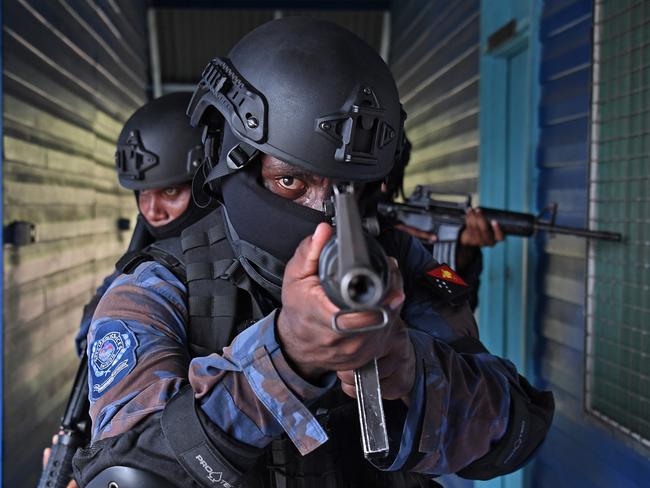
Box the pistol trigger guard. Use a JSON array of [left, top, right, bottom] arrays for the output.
[[331, 307, 389, 334]]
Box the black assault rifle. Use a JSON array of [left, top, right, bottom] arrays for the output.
[[37, 353, 90, 488], [378, 185, 622, 242], [318, 183, 391, 459], [37, 216, 152, 488]]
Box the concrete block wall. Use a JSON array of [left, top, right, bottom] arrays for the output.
[[2, 1, 148, 485]]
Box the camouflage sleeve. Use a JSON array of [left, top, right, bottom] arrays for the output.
[[388, 327, 514, 475], [189, 313, 336, 455], [87, 261, 334, 457], [76, 270, 120, 357], [371, 235, 515, 475], [87, 262, 190, 441]]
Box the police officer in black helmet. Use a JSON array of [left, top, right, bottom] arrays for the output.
[[381, 138, 505, 312], [74, 19, 553, 488], [116, 92, 213, 241], [75, 92, 214, 353], [42, 92, 215, 488]]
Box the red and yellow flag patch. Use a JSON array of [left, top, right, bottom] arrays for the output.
[[426, 264, 468, 287]]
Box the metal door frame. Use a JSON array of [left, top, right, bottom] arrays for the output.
[[1, 0, 5, 479]]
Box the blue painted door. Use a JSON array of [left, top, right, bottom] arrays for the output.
[[478, 1, 541, 487], [480, 46, 530, 373]]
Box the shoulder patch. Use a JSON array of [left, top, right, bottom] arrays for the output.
[[422, 262, 472, 306], [89, 321, 138, 401]]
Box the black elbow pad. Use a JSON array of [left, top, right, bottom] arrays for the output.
[[457, 374, 555, 480], [161, 385, 262, 487]]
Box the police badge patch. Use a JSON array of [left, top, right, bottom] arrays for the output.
[[89, 321, 138, 401]]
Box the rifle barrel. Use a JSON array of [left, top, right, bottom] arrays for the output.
[[534, 222, 622, 242]]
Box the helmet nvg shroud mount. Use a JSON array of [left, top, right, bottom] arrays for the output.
[[188, 17, 405, 184], [116, 92, 205, 190]]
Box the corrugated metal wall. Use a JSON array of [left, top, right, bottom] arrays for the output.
[[155, 9, 275, 84], [533, 0, 650, 486], [2, 1, 148, 485], [390, 0, 480, 198], [533, 0, 593, 483], [154, 8, 384, 87]]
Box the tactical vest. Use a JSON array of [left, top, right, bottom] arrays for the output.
[[119, 206, 440, 488]]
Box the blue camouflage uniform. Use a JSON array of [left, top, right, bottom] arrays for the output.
[[75, 271, 120, 357], [75, 232, 523, 485]]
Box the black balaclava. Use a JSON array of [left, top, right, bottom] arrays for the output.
[[137, 190, 213, 240], [220, 162, 327, 265]]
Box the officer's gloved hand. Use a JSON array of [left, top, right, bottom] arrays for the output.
[[277, 223, 416, 403]]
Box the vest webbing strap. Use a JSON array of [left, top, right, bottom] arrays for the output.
[[115, 251, 149, 275], [189, 318, 237, 355], [234, 239, 285, 282], [189, 295, 238, 318], [181, 225, 226, 252], [186, 259, 238, 281], [237, 257, 282, 300], [147, 247, 186, 282], [115, 248, 186, 283]]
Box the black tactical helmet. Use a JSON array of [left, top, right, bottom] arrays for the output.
[[188, 17, 404, 184], [116, 92, 205, 190]]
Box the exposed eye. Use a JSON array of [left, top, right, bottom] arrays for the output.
[[276, 175, 306, 192], [278, 176, 300, 190], [266, 175, 307, 200], [163, 186, 180, 197]]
